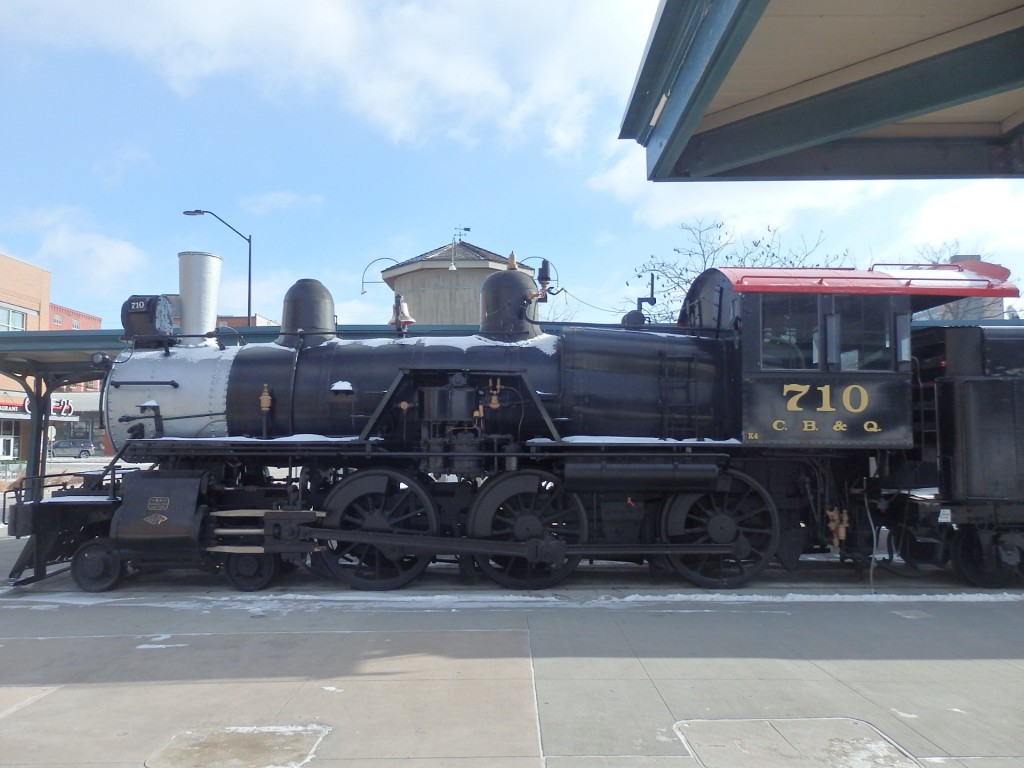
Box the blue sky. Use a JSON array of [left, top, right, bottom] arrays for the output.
[[2, 0, 1023, 328]]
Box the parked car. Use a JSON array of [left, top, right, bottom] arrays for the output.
[[50, 439, 97, 458]]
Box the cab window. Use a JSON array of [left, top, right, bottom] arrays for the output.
[[761, 294, 818, 370], [834, 295, 892, 371]]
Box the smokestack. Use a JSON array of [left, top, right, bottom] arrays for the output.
[[177, 251, 222, 344]]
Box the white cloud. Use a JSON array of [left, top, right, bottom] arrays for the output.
[[0, 207, 155, 325], [38, 225, 146, 276], [239, 191, 325, 216], [588, 145, 1024, 288], [334, 296, 391, 326], [26, 214, 150, 323], [0, 0, 658, 154], [900, 180, 1024, 256], [590, 142, 896, 235], [92, 144, 153, 186]]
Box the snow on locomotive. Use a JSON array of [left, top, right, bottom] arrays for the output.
[[10, 252, 1024, 592]]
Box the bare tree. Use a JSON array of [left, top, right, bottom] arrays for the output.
[[626, 220, 849, 323], [914, 241, 963, 265], [910, 241, 1006, 321]]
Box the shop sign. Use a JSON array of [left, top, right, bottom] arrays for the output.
[[0, 397, 75, 417]]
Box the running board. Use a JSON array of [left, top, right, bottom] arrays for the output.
[[293, 526, 735, 565]]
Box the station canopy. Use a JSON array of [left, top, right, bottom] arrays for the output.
[[0, 330, 126, 387], [620, 0, 1024, 181]]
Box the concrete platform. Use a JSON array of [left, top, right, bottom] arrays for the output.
[[1, 534, 1023, 767]]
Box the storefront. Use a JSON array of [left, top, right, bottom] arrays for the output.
[[0, 391, 101, 460]]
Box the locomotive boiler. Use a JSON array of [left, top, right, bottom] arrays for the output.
[[9, 252, 1024, 592]]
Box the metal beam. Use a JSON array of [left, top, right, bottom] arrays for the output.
[[703, 132, 1024, 180], [670, 27, 1024, 179]]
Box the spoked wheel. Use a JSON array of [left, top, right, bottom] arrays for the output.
[[310, 469, 439, 590], [950, 527, 1017, 588], [468, 470, 587, 590], [223, 552, 279, 591], [661, 469, 779, 588], [71, 538, 125, 592]]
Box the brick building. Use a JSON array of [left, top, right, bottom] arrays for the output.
[[0, 252, 102, 460], [49, 303, 103, 394]]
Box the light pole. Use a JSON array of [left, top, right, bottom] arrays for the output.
[[183, 209, 252, 326]]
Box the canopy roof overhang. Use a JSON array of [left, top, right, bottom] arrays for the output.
[[0, 330, 127, 387], [620, 0, 1024, 181]]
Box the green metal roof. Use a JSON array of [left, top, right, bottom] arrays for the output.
[[621, 0, 1024, 181], [0, 330, 127, 384]]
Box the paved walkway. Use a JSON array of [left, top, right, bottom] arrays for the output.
[[1, 535, 1023, 767]]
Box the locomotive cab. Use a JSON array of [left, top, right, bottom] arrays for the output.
[[684, 267, 915, 450]]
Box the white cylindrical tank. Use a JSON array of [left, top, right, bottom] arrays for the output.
[[105, 344, 242, 448], [178, 251, 222, 343]]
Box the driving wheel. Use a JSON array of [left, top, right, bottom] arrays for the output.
[[468, 469, 586, 590], [310, 469, 439, 590], [661, 469, 779, 588]]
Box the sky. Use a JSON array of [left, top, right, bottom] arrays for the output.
[[2, 0, 1023, 329]]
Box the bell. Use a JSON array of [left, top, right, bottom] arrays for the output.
[[388, 294, 416, 326]]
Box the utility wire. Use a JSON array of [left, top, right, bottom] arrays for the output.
[[558, 288, 622, 316]]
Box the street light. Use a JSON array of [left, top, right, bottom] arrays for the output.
[[360, 257, 399, 294], [183, 209, 252, 326]]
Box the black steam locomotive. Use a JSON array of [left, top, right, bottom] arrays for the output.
[[9, 256, 1024, 592]]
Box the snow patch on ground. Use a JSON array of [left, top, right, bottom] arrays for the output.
[[5, 589, 1017, 618]]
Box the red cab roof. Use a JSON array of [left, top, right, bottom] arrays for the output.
[[713, 260, 1018, 299]]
